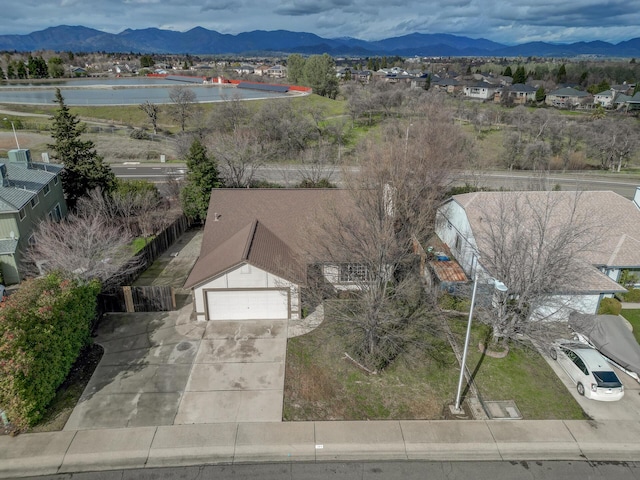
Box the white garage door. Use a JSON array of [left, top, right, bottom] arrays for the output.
[[206, 289, 289, 320]]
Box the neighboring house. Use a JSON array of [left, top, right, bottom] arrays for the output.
[[184, 189, 362, 322], [0, 149, 66, 284], [234, 64, 255, 75], [594, 89, 615, 108], [431, 77, 461, 94], [266, 65, 287, 78], [254, 65, 270, 76], [462, 82, 499, 100], [545, 87, 591, 108], [501, 83, 537, 104], [435, 189, 640, 320]]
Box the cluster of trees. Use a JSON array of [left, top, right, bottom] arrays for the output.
[[26, 89, 171, 290], [0, 55, 68, 80], [286, 53, 339, 98], [500, 105, 639, 172]]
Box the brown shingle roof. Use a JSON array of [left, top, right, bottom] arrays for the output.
[[184, 189, 353, 288]]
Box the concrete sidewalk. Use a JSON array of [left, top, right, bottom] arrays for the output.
[[2, 419, 640, 478]]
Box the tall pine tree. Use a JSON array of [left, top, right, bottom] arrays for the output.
[[48, 89, 115, 209], [180, 139, 221, 223]]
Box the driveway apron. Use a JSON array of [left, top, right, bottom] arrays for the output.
[[174, 319, 288, 424]]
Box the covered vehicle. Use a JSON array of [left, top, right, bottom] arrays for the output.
[[569, 312, 640, 382]]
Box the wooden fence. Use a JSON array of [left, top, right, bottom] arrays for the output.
[[97, 214, 190, 313], [122, 286, 175, 312]]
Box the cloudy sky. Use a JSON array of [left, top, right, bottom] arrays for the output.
[[4, 0, 640, 45]]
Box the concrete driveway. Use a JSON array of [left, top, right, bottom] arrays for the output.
[[65, 303, 288, 430], [545, 351, 640, 420]]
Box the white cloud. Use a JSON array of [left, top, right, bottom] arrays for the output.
[[0, 0, 638, 44]]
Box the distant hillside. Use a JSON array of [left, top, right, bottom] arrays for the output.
[[1, 25, 639, 57]]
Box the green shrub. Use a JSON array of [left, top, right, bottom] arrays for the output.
[[622, 288, 640, 303], [598, 297, 622, 315], [129, 128, 150, 140], [0, 273, 101, 429]]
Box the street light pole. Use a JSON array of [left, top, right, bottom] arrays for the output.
[[454, 270, 479, 412], [3, 118, 20, 149]]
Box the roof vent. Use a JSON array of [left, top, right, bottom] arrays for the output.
[[0, 163, 9, 187]]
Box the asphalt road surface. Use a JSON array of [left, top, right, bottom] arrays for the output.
[[19, 460, 640, 479], [112, 163, 640, 200]]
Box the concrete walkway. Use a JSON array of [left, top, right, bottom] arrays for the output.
[[3, 419, 640, 477]]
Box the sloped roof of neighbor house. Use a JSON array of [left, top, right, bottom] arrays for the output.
[[184, 189, 353, 289], [448, 190, 640, 293]]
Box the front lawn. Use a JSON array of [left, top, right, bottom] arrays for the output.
[[621, 310, 640, 344], [284, 314, 459, 421], [284, 308, 587, 421], [448, 317, 586, 420]]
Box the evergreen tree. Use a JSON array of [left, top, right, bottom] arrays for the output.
[[48, 89, 115, 209], [6, 63, 15, 79], [535, 86, 546, 103], [286, 54, 305, 84], [512, 65, 526, 84], [302, 53, 339, 99], [556, 64, 567, 84], [15, 61, 27, 79], [180, 139, 221, 223], [503, 66, 513, 77]]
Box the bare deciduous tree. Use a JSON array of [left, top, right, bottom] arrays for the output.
[[585, 118, 638, 172], [169, 85, 197, 132], [25, 198, 140, 290], [297, 140, 336, 187], [139, 101, 160, 135], [307, 103, 472, 370], [208, 92, 250, 133], [475, 192, 604, 347], [207, 128, 266, 188]]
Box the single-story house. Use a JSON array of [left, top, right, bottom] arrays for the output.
[[185, 189, 361, 322], [545, 87, 591, 108], [435, 189, 640, 320]]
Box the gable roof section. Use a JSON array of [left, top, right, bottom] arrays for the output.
[[548, 87, 589, 97], [185, 189, 353, 288], [452, 190, 640, 269]]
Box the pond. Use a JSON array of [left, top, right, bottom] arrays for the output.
[[0, 77, 293, 106]]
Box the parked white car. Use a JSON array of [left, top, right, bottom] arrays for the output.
[[549, 341, 624, 401]]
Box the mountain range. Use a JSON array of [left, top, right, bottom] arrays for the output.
[[1, 25, 639, 58]]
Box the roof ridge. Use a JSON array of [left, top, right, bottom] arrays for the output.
[[242, 219, 259, 261]]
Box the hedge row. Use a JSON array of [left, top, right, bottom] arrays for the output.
[[0, 273, 101, 429]]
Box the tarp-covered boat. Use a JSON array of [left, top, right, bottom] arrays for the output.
[[569, 312, 640, 382]]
